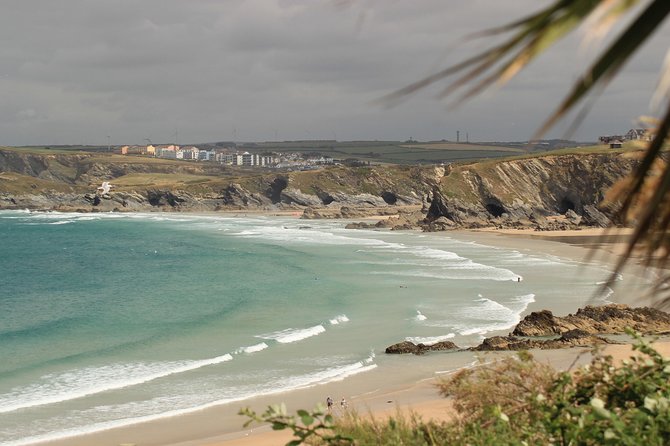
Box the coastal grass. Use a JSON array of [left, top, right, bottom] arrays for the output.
[[111, 173, 218, 189], [246, 140, 529, 165], [0, 172, 77, 194], [399, 143, 524, 153]]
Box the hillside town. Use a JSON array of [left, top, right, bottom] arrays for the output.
[[118, 144, 335, 169]]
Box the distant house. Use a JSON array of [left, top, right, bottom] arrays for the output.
[[625, 128, 648, 141], [198, 150, 214, 161], [599, 135, 624, 145], [600, 128, 650, 145], [120, 145, 144, 155], [155, 145, 180, 159], [610, 140, 623, 149], [181, 146, 200, 160]]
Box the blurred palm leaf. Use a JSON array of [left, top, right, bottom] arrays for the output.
[[386, 0, 670, 302]]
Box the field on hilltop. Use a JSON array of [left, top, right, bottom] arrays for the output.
[[236, 140, 536, 165]]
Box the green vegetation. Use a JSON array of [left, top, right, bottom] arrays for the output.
[[110, 173, 217, 189], [241, 334, 670, 445]]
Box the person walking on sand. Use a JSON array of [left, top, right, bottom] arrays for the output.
[[340, 397, 347, 410], [326, 396, 333, 411]]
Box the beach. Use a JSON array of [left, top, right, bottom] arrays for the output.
[[15, 219, 659, 446]]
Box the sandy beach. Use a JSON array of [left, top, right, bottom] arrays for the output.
[[35, 224, 664, 446]]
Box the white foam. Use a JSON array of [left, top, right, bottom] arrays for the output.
[[370, 265, 518, 281], [258, 325, 326, 344], [599, 287, 615, 304], [0, 354, 233, 414], [456, 294, 535, 336], [0, 355, 378, 446], [329, 314, 350, 325], [406, 333, 455, 345], [596, 273, 624, 285], [235, 343, 269, 354], [233, 224, 385, 247], [415, 310, 427, 321]]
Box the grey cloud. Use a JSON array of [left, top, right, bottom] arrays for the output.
[[0, 0, 667, 145]]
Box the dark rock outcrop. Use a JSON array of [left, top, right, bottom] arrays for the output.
[[147, 190, 188, 208], [219, 183, 269, 208], [581, 204, 612, 228], [512, 304, 670, 337], [385, 340, 459, 355], [385, 304, 670, 355], [280, 188, 323, 207], [470, 329, 615, 351]]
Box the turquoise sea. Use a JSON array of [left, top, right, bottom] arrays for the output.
[[0, 210, 647, 445]]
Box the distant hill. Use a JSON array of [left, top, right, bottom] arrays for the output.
[[198, 139, 593, 165], [0, 143, 640, 230]]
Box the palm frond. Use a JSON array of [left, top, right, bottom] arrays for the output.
[[385, 0, 670, 303], [379, 0, 604, 106], [535, 0, 670, 138]]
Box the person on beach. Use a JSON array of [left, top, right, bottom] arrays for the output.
[[326, 396, 333, 411], [341, 397, 347, 409]]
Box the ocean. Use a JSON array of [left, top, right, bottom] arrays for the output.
[[0, 210, 644, 445]]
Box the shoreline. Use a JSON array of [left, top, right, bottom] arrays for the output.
[[27, 218, 660, 446]]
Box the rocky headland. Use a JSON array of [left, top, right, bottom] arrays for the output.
[[385, 304, 670, 354], [0, 147, 643, 232]]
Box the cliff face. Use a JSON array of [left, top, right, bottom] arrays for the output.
[[0, 149, 434, 214], [425, 151, 639, 229], [0, 148, 640, 226]]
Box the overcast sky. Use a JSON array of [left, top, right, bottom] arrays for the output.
[[1, 0, 668, 146]]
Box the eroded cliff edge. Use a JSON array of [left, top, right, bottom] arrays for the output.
[[0, 148, 641, 229]]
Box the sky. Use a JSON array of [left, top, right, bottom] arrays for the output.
[[1, 0, 668, 146]]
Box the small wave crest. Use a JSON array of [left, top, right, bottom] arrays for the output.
[[329, 314, 349, 325], [599, 287, 615, 303], [405, 333, 455, 345], [234, 225, 385, 247], [235, 343, 269, 354], [415, 310, 427, 321], [283, 353, 378, 389], [0, 354, 233, 414], [457, 294, 535, 336], [258, 325, 326, 344]]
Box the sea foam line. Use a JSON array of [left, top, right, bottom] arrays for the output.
[[0, 356, 378, 446], [456, 294, 535, 336], [257, 325, 326, 343], [234, 343, 269, 354], [329, 314, 349, 325], [0, 354, 233, 414], [405, 333, 456, 345]]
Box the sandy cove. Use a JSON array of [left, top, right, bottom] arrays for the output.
[[40, 225, 665, 446]]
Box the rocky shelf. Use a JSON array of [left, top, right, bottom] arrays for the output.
[[385, 304, 670, 354]]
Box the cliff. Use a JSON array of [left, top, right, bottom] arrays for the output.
[[0, 147, 642, 227], [385, 304, 670, 354], [423, 150, 641, 230]]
